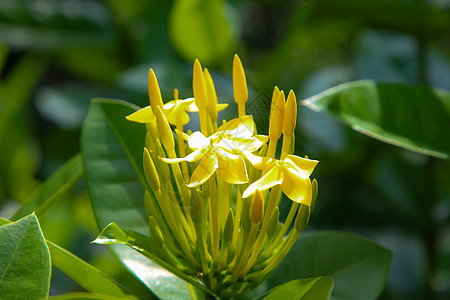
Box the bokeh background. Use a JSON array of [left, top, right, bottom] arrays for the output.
[[1, 0, 450, 299]]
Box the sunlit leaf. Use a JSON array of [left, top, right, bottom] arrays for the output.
[[0, 213, 51, 299], [263, 277, 334, 300], [303, 80, 450, 159]]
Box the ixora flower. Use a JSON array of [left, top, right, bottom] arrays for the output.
[[97, 54, 319, 298]]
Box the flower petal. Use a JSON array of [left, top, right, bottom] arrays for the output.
[[159, 147, 207, 164], [217, 116, 255, 139], [284, 155, 318, 178], [242, 165, 283, 198], [188, 131, 209, 149], [125, 106, 156, 123], [281, 167, 312, 205], [166, 110, 190, 125], [216, 148, 248, 184], [240, 150, 273, 169], [187, 154, 218, 187]]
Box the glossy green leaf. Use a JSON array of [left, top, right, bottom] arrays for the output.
[[267, 231, 392, 300], [263, 277, 334, 300], [302, 80, 450, 159], [0, 216, 131, 297], [48, 241, 131, 297], [12, 153, 83, 220], [169, 0, 234, 64], [81, 99, 193, 299], [0, 213, 51, 299], [93, 222, 214, 297], [50, 292, 136, 300]]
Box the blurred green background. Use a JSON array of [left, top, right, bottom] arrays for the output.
[[0, 0, 449, 299]]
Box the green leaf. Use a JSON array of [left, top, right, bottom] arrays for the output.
[[0, 216, 131, 297], [263, 277, 334, 300], [48, 241, 131, 297], [49, 292, 136, 300], [81, 99, 193, 299], [93, 222, 215, 297], [169, 0, 234, 64], [302, 80, 450, 159], [0, 213, 51, 300], [12, 153, 83, 220], [268, 231, 392, 300]]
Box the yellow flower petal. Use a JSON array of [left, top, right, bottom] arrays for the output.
[[242, 165, 283, 198], [187, 154, 219, 187], [125, 106, 156, 124], [281, 169, 312, 205], [188, 131, 209, 149], [218, 116, 255, 139], [159, 147, 208, 164], [240, 150, 273, 169], [216, 148, 248, 184], [285, 155, 318, 178]]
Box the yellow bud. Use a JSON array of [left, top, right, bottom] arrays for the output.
[[148, 69, 164, 114], [143, 148, 160, 191], [294, 204, 310, 232], [173, 88, 179, 100], [155, 106, 174, 151], [204, 68, 218, 121], [250, 190, 264, 224], [148, 216, 164, 247], [283, 90, 297, 136], [268, 90, 285, 141], [270, 86, 280, 118], [233, 54, 248, 105], [193, 59, 207, 110], [155, 140, 171, 181]]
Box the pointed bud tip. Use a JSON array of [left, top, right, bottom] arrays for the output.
[[250, 190, 264, 224]]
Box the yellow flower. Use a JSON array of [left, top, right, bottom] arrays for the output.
[[125, 97, 198, 125], [161, 116, 266, 187], [242, 154, 318, 206]]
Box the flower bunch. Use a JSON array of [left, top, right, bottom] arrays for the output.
[[126, 55, 318, 297]]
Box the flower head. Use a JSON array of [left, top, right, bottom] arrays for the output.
[[123, 54, 319, 298]]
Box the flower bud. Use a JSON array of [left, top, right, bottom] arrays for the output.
[[268, 91, 285, 141], [250, 190, 264, 224], [148, 69, 164, 114], [233, 54, 248, 106], [193, 59, 208, 110], [283, 90, 297, 136], [143, 148, 160, 191], [294, 204, 310, 233], [204, 68, 218, 121], [223, 209, 235, 245], [155, 106, 174, 151]]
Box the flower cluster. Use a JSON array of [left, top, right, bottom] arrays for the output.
[[126, 55, 318, 297]]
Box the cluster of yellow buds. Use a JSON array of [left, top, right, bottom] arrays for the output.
[[126, 55, 318, 297]]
